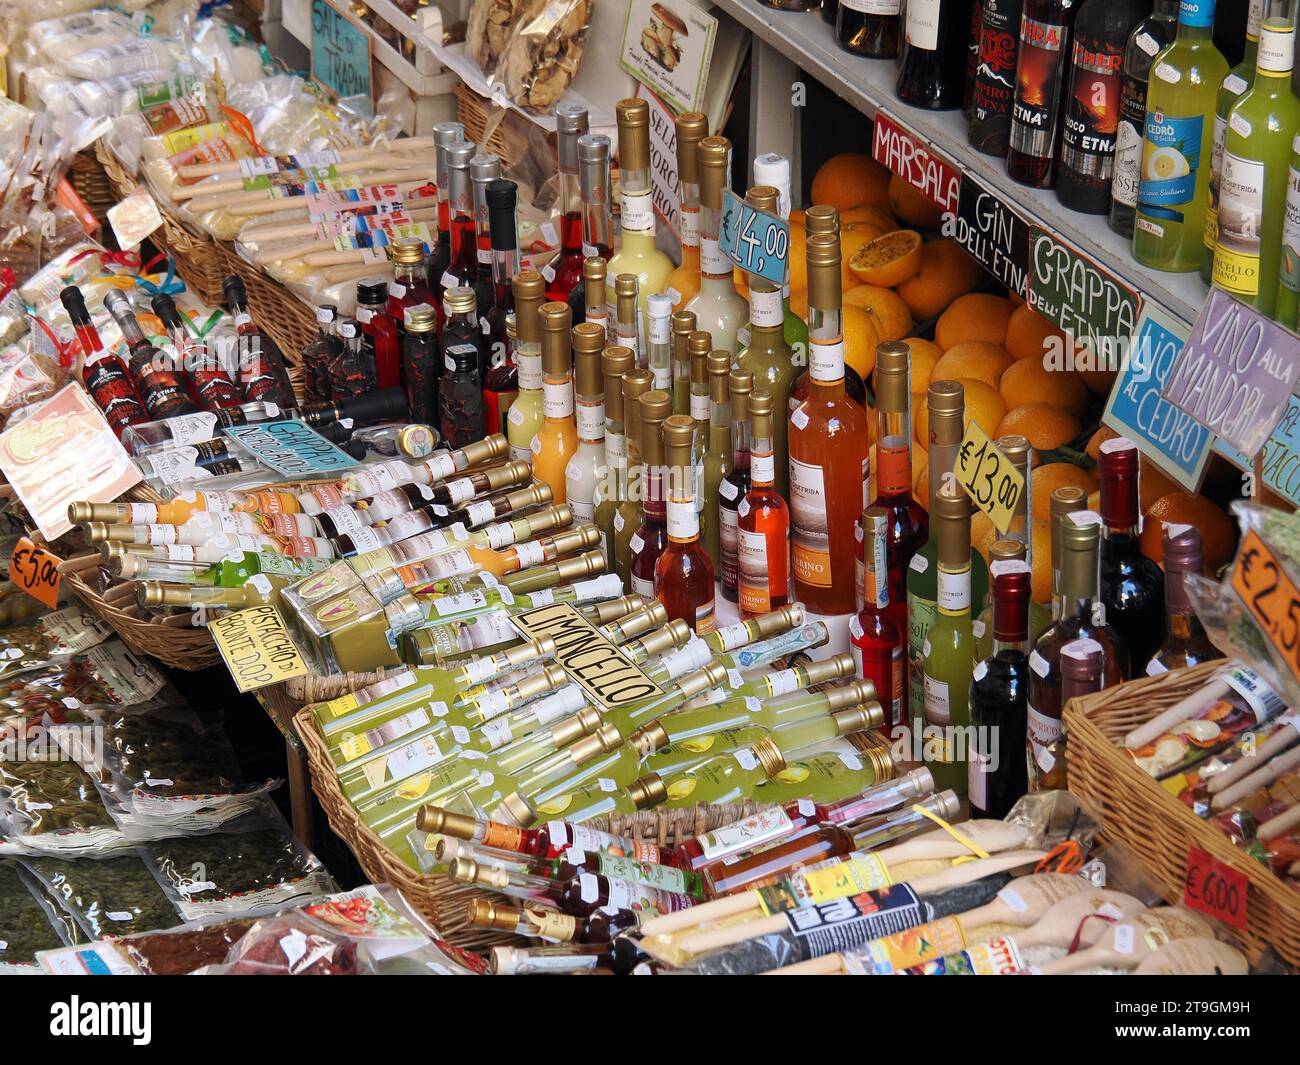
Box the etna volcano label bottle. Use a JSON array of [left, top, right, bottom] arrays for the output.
[[1008, 0, 1077, 187], [969, 0, 1024, 157]]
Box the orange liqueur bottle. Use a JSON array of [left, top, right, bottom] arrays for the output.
[[532, 302, 579, 503], [738, 389, 790, 619], [788, 231, 871, 615], [656, 414, 716, 633]]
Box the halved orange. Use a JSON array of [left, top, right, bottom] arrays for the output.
[[848, 228, 923, 288]]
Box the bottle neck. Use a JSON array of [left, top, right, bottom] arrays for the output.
[[993, 634, 1030, 657], [667, 465, 699, 544], [543, 370, 574, 425], [576, 392, 604, 444], [709, 398, 731, 454], [730, 410, 750, 465], [874, 405, 912, 505], [641, 462, 666, 522], [806, 306, 845, 395], [751, 432, 775, 489]]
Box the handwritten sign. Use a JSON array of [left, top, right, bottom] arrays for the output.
[[872, 111, 961, 214], [1231, 527, 1300, 687], [719, 189, 789, 286], [954, 422, 1025, 534], [221, 419, 358, 477], [209, 604, 309, 693], [954, 174, 1029, 298], [1214, 394, 1300, 507], [1183, 846, 1249, 932], [9, 537, 62, 608], [310, 0, 373, 106], [1161, 287, 1300, 459], [1103, 303, 1213, 491]]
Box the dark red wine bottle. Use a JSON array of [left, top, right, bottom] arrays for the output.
[[103, 289, 199, 420], [60, 286, 149, 437], [223, 276, 295, 409], [896, 0, 974, 110], [968, 0, 1024, 156], [1007, 0, 1078, 187], [836, 0, 902, 57], [962, 1, 987, 119]]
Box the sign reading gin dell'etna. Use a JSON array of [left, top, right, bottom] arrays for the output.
[[508, 602, 662, 708]]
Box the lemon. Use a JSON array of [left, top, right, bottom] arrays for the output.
[[1146, 146, 1189, 181]]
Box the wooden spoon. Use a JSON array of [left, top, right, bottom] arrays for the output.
[[1010, 890, 1147, 950], [1039, 907, 1214, 975], [175, 138, 436, 180], [1134, 937, 1249, 975]]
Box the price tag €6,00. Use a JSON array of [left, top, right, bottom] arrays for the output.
[[719, 189, 789, 287], [953, 422, 1025, 534]]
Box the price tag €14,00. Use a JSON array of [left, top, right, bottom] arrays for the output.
[[718, 189, 789, 287], [953, 422, 1025, 534]]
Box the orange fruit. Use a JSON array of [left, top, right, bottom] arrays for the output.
[[1140, 493, 1235, 573], [1077, 366, 1117, 397], [1084, 424, 1121, 464], [787, 225, 808, 293], [934, 293, 1017, 350], [975, 519, 1002, 567], [848, 229, 923, 287], [790, 288, 809, 323], [840, 228, 881, 292], [850, 285, 912, 342], [1030, 462, 1098, 522], [971, 512, 995, 563], [811, 153, 891, 211], [916, 378, 1006, 442], [914, 456, 928, 505], [888, 173, 945, 229], [932, 341, 1014, 390], [1005, 302, 1068, 362], [995, 403, 1082, 452], [789, 208, 806, 227], [843, 306, 881, 379], [901, 339, 942, 393], [895, 239, 984, 321], [843, 205, 900, 231], [998, 357, 1088, 416], [1139, 458, 1182, 513], [1030, 520, 1053, 604]]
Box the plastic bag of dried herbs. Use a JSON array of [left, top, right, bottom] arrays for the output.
[[0, 606, 113, 681], [0, 859, 79, 969], [119, 917, 258, 976], [0, 754, 128, 856], [19, 852, 181, 940], [0, 642, 180, 719]]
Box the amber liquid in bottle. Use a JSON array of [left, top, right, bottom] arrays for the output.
[[718, 370, 753, 603], [655, 414, 717, 633], [630, 390, 673, 601], [737, 390, 790, 619], [1146, 525, 1223, 675]]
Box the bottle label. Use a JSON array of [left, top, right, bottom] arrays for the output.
[[739, 527, 780, 615], [751, 451, 776, 485], [698, 808, 795, 862], [1010, 15, 1070, 161], [907, 591, 936, 721], [719, 505, 739, 587], [782, 886, 921, 949], [789, 457, 831, 589], [164, 411, 219, 445], [875, 441, 910, 497], [749, 288, 784, 328], [680, 205, 701, 247], [621, 189, 655, 234], [1178, 0, 1214, 29], [576, 400, 604, 441], [1112, 74, 1148, 209], [517, 352, 543, 391], [632, 574, 655, 598], [968, 748, 991, 809], [923, 671, 951, 730], [1060, 37, 1123, 188], [690, 393, 711, 421], [936, 566, 971, 613], [843, 0, 900, 11], [667, 499, 698, 540], [1212, 151, 1265, 297], [543, 381, 574, 419], [1027, 701, 1061, 768], [904, 0, 941, 51], [1258, 25, 1294, 75], [701, 236, 729, 276], [970, 0, 1019, 151], [1138, 111, 1204, 217], [1282, 163, 1300, 295], [809, 337, 845, 384]]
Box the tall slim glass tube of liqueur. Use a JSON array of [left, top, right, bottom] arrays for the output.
[[671, 309, 696, 416], [1133, 0, 1228, 271], [577, 256, 609, 346], [61, 286, 148, 437], [969, 559, 1032, 818], [837, 0, 902, 57], [1007, 0, 1078, 187], [665, 112, 709, 313], [221, 276, 295, 409], [595, 346, 633, 567], [1056, 0, 1148, 213], [390, 238, 441, 342], [737, 390, 790, 620], [483, 180, 520, 434], [425, 121, 465, 299], [701, 351, 733, 575], [103, 290, 199, 420], [614, 274, 642, 365], [630, 390, 673, 600], [686, 137, 749, 357], [150, 292, 242, 413], [1027, 515, 1124, 786], [532, 303, 579, 504], [789, 233, 870, 617], [566, 133, 614, 326], [356, 280, 401, 393], [565, 324, 605, 524], [1097, 436, 1162, 670], [546, 105, 590, 303], [1108, 0, 1179, 237], [969, 0, 1024, 156], [1204, 0, 1265, 283], [607, 99, 673, 331], [439, 142, 481, 303], [506, 271, 547, 464], [718, 368, 753, 602], [469, 153, 502, 320], [645, 293, 674, 394], [1146, 526, 1224, 674], [615, 368, 653, 589], [897, 0, 974, 109], [657, 414, 716, 632], [851, 507, 904, 730], [737, 182, 797, 500], [688, 331, 712, 517]]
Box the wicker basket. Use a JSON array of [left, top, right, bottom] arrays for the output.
[[454, 83, 534, 171], [1065, 661, 1300, 970], [68, 149, 117, 230]]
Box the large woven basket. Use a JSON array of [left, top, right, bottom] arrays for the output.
[[217, 243, 316, 376], [68, 149, 117, 230], [454, 83, 533, 171], [1065, 661, 1300, 970]]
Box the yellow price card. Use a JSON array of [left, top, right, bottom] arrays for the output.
[[954, 422, 1025, 534], [209, 604, 309, 693]]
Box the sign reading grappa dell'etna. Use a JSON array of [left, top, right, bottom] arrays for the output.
[[1102, 302, 1213, 492], [1028, 224, 1142, 362], [954, 173, 1030, 299], [1213, 395, 1300, 508], [310, 0, 374, 108], [221, 419, 359, 477], [871, 111, 961, 214], [1161, 287, 1300, 459], [720, 189, 789, 287]]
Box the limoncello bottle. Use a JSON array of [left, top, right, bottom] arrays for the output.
[[1277, 135, 1300, 327]]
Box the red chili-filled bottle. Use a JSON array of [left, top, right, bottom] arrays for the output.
[[437, 142, 481, 303], [547, 105, 590, 302], [150, 292, 243, 412], [60, 286, 149, 437], [356, 279, 401, 391], [222, 276, 295, 409], [103, 289, 199, 420]]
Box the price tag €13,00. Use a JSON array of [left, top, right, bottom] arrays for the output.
[[953, 422, 1025, 535]]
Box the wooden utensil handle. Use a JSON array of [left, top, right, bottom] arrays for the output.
[[1124, 680, 1229, 750]]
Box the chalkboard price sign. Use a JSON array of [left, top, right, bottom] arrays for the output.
[[311, 0, 374, 105]]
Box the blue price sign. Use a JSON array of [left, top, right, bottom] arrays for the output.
[[719, 189, 789, 287], [221, 420, 359, 477], [311, 0, 374, 106]]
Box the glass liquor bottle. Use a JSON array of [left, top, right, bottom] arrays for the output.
[[441, 287, 487, 391], [1212, 13, 1300, 316], [1007, 0, 1078, 187], [1044, 637, 1106, 789], [150, 292, 243, 413], [532, 303, 579, 504], [548, 104, 590, 303], [1056, 0, 1147, 213], [389, 239, 441, 342], [630, 390, 673, 601], [470, 152, 502, 319], [615, 369, 654, 589], [614, 274, 642, 365], [737, 182, 797, 499], [664, 111, 709, 313], [438, 341, 485, 449], [897, 0, 974, 109], [969, 559, 1032, 818], [969, 0, 1024, 156], [671, 309, 697, 416], [506, 271, 547, 464], [751, 156, 809, 362], [482, 183, 520, 430], [565, 324, 606, 524], [718, 369, 753, 603], [701, 351, 733, 575], [595, 346, 634, 567], [1048, 484, 1088, 615], [424, 121, 465, 304], [1027, 515, 1125, 784], [851, 507, 905, 731], [356, 280, 401, 393], [1097, 437, 1162, 671], [1108, 0, 1178, 237], [420, 806, 670, 866], [606, 99, 673, 329], [102, 289, 199, 420], [1133, 0, 1229, 271], [401, 305, 439, 425], [737, 389, 790, 619], [837, 0, 902, 56], [568, 133, 615, 325], [685, 136, 748, 356], [656, 414, 716, 632], [1145, 525, 1224, 674], [646, 292, 674, 393], [438, 142, 481, 303], [688, 330, 712, 519], [789, 232, 871, 616], [577, 256, 609, 344], [1204, 0, 1265, 283], [331, 317, 378, 399], [61, 286, 149, 437]]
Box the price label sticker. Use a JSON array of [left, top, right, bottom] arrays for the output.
[[718, 189, 789, 286], [1231, 527, 1300, 685], [953, 422, 1024, 534], [209, 604, 309, 693], [9, 537, 61, 608], [1183, 845, 1248, 931]]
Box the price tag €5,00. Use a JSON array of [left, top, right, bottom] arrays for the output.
[[953, 422, 1025, 534]]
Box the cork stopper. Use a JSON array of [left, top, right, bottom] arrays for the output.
[[697, 136, 730, 210], [615, 274, 639, 299], [628, 774, 668, 809], [512, 271, 546, 343], [640, 390, 673, 463], [746, 184, 779, 214], [414, 805, 477, 837], [833, 702, 885, 734], [552, 549, 606, 581], [708, 351, 731, 402], [616, 98, 650, 171], [539, 302, 573, 376], [675, 112, 708, 184], [602, 346, 634, 418], [875, 341, 910, 412]]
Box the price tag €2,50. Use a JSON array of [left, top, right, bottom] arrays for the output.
[[954, 422, 1025, 534], [1231, 526, 1300, 687]]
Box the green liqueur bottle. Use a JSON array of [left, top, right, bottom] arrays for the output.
[[1278, 133, 1300, 326]]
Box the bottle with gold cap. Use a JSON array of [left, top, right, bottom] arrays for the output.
[[506, 271, 547, 463], [737, 184, 797, 499], [655, 413, 716, 632], [138, 572, 293, 612], [564, 323, 606, 523], [614, 368, 653, 587], [575, 254, 610, 345], [737, 388, 790, 618], [687, 330, 712, 515], [851, 506, 905, 730], [407, 525, 602, 602], [613, 274, 642, 363], [401, 304, 440, 425], [1048, 484, 1088, 617], [788, 230, 871, 616], [530, 302, 578, 503], [645, 292, 674, 391], [548, 104, 590, 302], [664, 111, 709, 312], [670, 309, 696, 415], [921, 481, 976, 795], [701, 352, 732, 573], [685, 136, 749, 356], [718, 368, 753, 603], [750, 153, 809, 362], [607, 99, 674, 327], [388, 237, 441, 341], [594, 346, 633, 566], [629, 390, 674, 600]]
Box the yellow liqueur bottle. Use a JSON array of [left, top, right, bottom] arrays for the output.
[[607, 99, 673, 331], [664, 111, 709, 313], [685, 136, 749, 357], [506, 271, 547, 462]]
